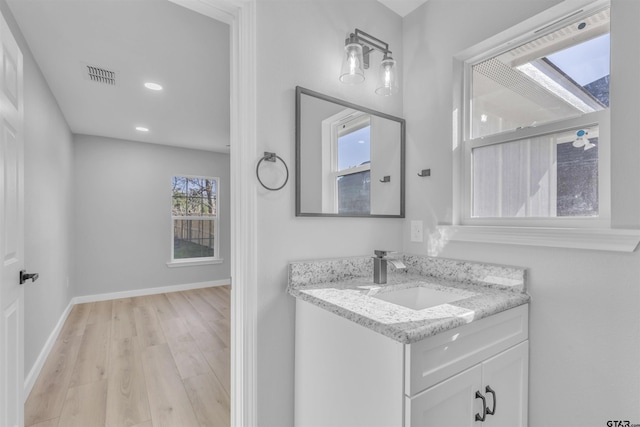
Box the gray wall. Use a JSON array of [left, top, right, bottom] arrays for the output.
[[0, 0, 76, 381], [73, 135, 230, 297], [403, 0, 640, 425], [255, 1, 403, 425]]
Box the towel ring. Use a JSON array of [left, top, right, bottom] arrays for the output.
[[256, 152, 289, 191]]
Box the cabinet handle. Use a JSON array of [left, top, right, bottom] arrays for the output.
[[475, 391, 487, 422], [485, 385, 497, 416]]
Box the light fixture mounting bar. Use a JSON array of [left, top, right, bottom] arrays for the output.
[[346, 28, 393, 69]]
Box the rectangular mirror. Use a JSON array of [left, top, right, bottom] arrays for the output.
[[295, 86, 405, 217]]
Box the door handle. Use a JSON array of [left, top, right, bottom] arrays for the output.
[[19, 270, 39, 285], [475, 390, 487, 422], [485, 385, 497, 416]]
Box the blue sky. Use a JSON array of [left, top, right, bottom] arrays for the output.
[[338, 126, 371, 171], [547, 33, 610, 86]]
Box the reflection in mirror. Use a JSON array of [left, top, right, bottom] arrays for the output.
[[295, 86, 405, 217]]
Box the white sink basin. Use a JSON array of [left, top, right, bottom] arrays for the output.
[[373, 286, 465, 310]]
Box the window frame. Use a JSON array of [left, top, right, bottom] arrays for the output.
[[459, 0, 611, 229], [169, 175, 222, 267]]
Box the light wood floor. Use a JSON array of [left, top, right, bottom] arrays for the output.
[[25, 286, 231, 427]]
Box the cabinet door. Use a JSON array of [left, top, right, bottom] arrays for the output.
[[407, 364, 483, 427], [295, 300, 404, 427], [482, 341, 529, 427]]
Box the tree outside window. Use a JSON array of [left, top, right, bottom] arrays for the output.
[[171, 176, 219, 261]]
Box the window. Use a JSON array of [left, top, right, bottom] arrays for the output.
[[336, 114, 371, 214], [171, 176, 219, 263], [463, 3, 610, 225], [322, 110, 372, 214], [472, 126, 599, 218]]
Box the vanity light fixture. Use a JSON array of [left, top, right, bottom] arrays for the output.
[[135, 126, 149, 132], [339, 29, 399, 96]]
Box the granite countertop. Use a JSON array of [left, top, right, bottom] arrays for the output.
[[288, 255, 530, 344]]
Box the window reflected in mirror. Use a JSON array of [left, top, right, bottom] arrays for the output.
[[296, 86, 405, 217]]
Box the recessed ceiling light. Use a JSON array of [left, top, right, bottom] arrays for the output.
[[136, 126, 149, 132], [144, 82, 163, 91]]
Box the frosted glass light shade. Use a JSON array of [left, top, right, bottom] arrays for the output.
[[375, 57, 398, 96], [340, 43, 365, 84]]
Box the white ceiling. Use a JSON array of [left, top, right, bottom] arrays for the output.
[[7, 0, 230, 153], [377, 0, 428, 17]]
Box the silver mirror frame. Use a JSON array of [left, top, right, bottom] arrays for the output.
[[295, 86, 405, 218]]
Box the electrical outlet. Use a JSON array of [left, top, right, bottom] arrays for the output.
[[410, 220, 423, 242]]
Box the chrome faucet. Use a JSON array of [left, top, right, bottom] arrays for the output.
[[373, 250, 407, 284]]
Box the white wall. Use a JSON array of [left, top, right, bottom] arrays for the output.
[[73, 135, 230, 297], [298, 93, 343, 213], [403, 0, 640, 425], [255, 1, 403, 425], [0, 0, 76, 381], [370, 115, 401, 215]]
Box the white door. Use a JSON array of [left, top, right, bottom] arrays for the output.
[[407, 364, 482, 427], [0, 8, 24, 427], [482, 341, 529, 427]]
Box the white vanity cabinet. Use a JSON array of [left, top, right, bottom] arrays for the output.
[[294, 299, 528, 427], [407, 341, 528, 427]]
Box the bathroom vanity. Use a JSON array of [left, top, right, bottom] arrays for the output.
[[288, 255, 530, 427]]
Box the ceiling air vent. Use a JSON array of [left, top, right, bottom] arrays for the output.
[[86, 65, 116, 85]]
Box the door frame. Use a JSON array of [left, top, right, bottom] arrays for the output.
[[167, 0, 257, 425]]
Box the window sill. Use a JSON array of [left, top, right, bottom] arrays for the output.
[[437, 226, 640, 252], [166, 258, 224, 268]]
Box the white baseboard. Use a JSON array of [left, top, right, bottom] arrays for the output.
[[73, 279, 231, 304], [23, 278, 230, 401], [24, 298, 74, 400]]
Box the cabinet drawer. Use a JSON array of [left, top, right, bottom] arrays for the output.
[[405, 304, 528, 396]]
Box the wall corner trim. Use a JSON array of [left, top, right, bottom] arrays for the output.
[[167, 1, 258, 425]]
